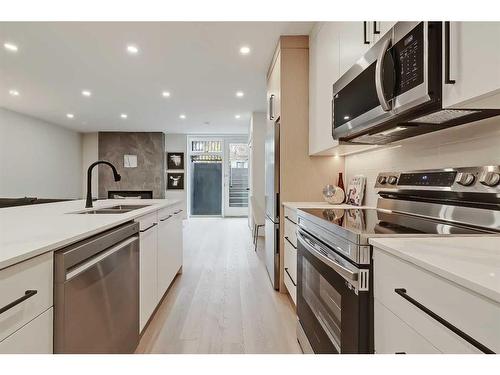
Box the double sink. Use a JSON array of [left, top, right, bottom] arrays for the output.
[[76, 204, 151, 214]]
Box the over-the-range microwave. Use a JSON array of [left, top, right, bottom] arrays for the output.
[[331, 21, 500, 144]]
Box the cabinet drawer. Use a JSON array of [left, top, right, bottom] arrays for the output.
[[0, 252, 53, 341], [0, 307, 53, 354], [136, 212, 158, 231], [374, 299, 439, 354], [374, 249, 499, 353], [284, 207, 297, 225], [284, 240, 297, 305], [284, 217, 297, 248]]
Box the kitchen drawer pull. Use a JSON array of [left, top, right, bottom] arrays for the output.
[[373, 21, 380, 35], [284, 215, 296, 225], [284, 267, 296, 287], [160, 215, 172, 222], [284, 236, 297, 249], [363, 21, 370, 44], [173, 209, 183, 215], [444, 21, 456, 84], [140, 222, 157, 233], [0, 290, 38, 315], [394, 288, 494, 354]]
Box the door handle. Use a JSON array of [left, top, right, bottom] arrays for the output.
[[394, 288, 494, 354], [0, 290, 38, 315], [444, 21, 456, 84], [375, 37, 392, 111]]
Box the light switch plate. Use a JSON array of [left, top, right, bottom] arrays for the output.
[[124, 154, 137, 168]]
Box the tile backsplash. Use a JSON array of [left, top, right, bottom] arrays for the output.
[[345, 117, 500, 207]]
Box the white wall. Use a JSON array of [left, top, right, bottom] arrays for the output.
[[165, 133, 188, 216], [248, 112, 266, 230], [0, 108, 82, 199], [81, 132, 99, 199], [345, 117, 500, 207]]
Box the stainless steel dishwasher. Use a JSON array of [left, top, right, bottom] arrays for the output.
[[54, 221, 140, 353]]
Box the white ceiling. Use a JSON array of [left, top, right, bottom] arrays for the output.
[[0, 22, 314, 134]]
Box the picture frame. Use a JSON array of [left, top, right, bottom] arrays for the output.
[[167, 152, 184, 170], [167, 172, 184, 190]]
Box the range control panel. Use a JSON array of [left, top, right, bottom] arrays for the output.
[[374, 166, 500, 192]]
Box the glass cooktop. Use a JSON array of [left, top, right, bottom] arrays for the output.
[[298, 207, 487, 244]]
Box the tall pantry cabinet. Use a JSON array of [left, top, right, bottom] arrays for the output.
[[266, 36, 344, 292]]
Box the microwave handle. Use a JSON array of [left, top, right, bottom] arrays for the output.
[[375, 37, 392, 112], [444, 21, 456, 85]]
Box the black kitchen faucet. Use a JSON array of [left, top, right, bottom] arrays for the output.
[[85, 160, 121, 208]]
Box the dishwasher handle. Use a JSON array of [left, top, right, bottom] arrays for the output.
[[65, 236, 138, 280]]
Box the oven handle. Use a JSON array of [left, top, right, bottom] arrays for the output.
[[375, 37, 392, 112], [297, 231, 358, 282]]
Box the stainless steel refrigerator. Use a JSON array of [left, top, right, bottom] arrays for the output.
[[264, 119, 280, 290]]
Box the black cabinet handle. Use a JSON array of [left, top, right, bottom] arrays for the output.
[[363, 22, 370, 44], [284, 236, 297, 249], [373, 21, 380, 35], [284, 215, 297, 225], [395, 352, 406, 354], [140, 222, 157, 233], [444, 21, 456, 84], [173, 209, 183, 215], [159, 215, 172, 222], [284, 267, 297, 287], [394, 288, 494, 354], [0, 290, 38, 315]]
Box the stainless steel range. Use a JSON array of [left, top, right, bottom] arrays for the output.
[[296, 165, 500, 354]]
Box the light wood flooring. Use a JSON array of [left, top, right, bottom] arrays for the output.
[[136, 217, 301, 354]]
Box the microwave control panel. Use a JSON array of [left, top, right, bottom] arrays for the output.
[[393, 22, 424, 96]]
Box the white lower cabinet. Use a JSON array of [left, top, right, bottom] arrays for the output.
[[374, 299, 440, 354], [0, 308, 53, 354], [283, 207, 298, 305], [138, 204, 184, 332], [157, 205, 183, 301], [373, 248, 499, 353], [138, 212, 159, 332]]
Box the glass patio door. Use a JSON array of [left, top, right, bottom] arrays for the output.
[[224, 139, 249, 217]]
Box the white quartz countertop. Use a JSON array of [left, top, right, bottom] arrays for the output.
[[370, 237, 500, 303], [0, 199, 180, 270], [282, 201, 372, 210]]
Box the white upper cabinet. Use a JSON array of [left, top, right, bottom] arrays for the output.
[[338, 22, 373, 76], [443, 22, 500, 109], [309, 22, 378, 156], [309, 23, 341, 155]]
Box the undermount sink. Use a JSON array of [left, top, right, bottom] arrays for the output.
[[73, 204, 151, 214]]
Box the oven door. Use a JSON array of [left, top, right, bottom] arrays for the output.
[[332, 22, 433, 141], [296, 229, 369, 354]]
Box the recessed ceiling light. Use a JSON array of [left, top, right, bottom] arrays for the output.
[[236, 91, 244, 98], [162, 91, 171, 98], [120, 113, 128, 119], [4, 42, 18, 52], [126, 45, 139, 54], [81, 90, 92, 97], [239, 46, 250, 55], [66, 113, 74, 119], [9, 89, 19, 96], [179, 114, 186, 119], [235, 114, 241, 119]]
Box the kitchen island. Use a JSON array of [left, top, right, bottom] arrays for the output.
[[0, 199, 183, 353]]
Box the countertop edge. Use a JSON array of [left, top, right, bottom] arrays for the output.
[[0, 199, 181, 270]]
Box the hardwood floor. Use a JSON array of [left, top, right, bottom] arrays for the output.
[[136, 217, 301, 354]]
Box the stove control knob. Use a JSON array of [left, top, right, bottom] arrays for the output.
[[387, 176, 398, 185], [480, 172, 500, 187], [456, 172, 476, 186], [377, 176, 387, 185]]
